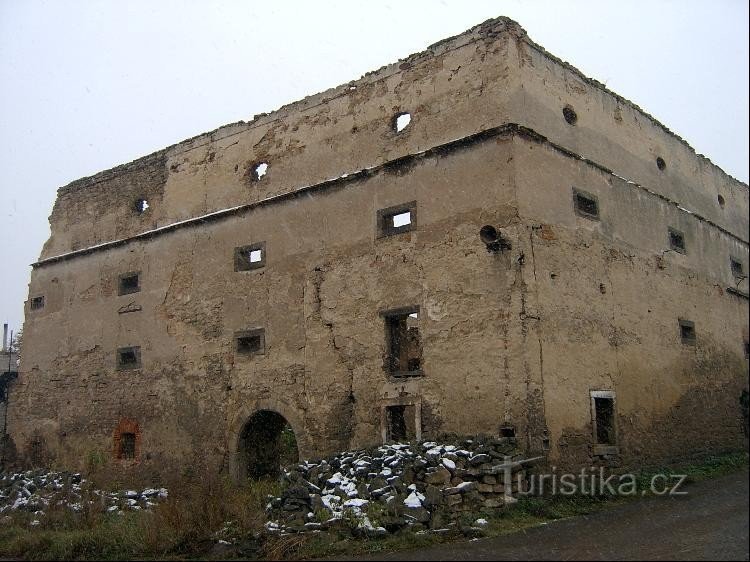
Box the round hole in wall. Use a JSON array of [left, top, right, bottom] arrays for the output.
[[134, 199, 149, 213], [562, 105, 577, 125], [251, 162, 268, 181], [718, 194, 726, 208], [656, 156, 666, 171], [393, 112, 412, 133]]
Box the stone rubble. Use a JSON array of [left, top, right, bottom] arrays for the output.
[[266, 436, 531, 535], [0, 469, 168, 525]]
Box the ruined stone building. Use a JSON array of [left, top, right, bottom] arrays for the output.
[[6, 18, 748, 479]]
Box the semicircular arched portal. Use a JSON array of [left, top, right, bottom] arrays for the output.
[[237, 410, 299, 480]]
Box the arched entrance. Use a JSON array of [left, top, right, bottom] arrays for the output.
[[238, 410, 299, 479]]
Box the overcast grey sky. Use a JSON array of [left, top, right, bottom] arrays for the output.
[[1, 0, 748, 335]]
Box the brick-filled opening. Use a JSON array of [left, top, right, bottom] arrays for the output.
[[235, 328, 265, 356], [117, 346, 141, 370], [679, 319, 696, 345], [377, 201, 417, 237], [30, 296, 45, 310], [386, 405, 417, 442], [563, 105, 578, 125], [382, 307, 422, 376], [235, 242, 266, 271], [669, 227, 686, 253], [573, 188, 599, 220], [118, 272, 140, 295]]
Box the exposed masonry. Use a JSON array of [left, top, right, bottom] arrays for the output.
[[33, 123, 749, 268]]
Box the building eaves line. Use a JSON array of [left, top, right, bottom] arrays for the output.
[[34, 123, 748, 268]]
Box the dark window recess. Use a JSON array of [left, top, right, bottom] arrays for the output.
[[499, 424, 516, 439], [378, 202, 417, 237], [117, 346, 141, 370], [573, 189, 599, 220], [731, 258, 744, 277], [118, 272, 140, 295], [120, 433, 136, 460], [656, 157, 666, 171], [235, 243, 266, 271], [594, 397, 616, 445], [679, 320, 696, 345], [236, 329, 265, 356], [30, 296, 45, 310], [383, 308, 422, 376], [386, 405, 417, 442], [563, 105, 578, 125], [669, 228, 686, 253]]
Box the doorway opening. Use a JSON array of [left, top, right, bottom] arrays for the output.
[[238, 410, 298, 479]]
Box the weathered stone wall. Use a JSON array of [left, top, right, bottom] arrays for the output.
[[515, 133, 748, 467], [7, 17, 748, 479]]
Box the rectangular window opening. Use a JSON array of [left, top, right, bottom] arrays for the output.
[[386, 405, 417, 442], [235, 242, 266, 271], [378, 201, 417, 237], [30, 296, 45, 310], [120, 433, 136, 460], [679, 319, 696, 345], [382, 307, 422, 376], [573, 189, 600, 220], [117, 346, 141, 370], [668, 228, 686, 253], [118, 272, 140, 295], [235, 328, 265, 356], [594, 397, 616, 445]]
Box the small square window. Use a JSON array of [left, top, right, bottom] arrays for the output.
[[668, 228, 686, 254], [235, 242, 266, 271], [117, 346, 141, 370], [573, 188, 600, 220], [679, 319, 696, 345], [377, 202, 417, 237], [235, 328, 265, 356], [30, 296, 45, 310], [118, 272, 140, 295], [730, 258, 744, 277]]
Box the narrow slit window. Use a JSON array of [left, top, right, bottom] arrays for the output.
[[118, 272, 140, 295], [669, 228, 686, 253], [235, 242, 266, 271], [235, 329, 265, 356], [573, 189, 599, 220], [679, 319, 696, 345], [377, 202, 417, 237], [382, 307, 422, 376], [117, 346, 141, 370], [30, 296, 45, 310]]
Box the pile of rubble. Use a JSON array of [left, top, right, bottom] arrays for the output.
[[266, 436, 533, 535], [0, 469, 168, 525]]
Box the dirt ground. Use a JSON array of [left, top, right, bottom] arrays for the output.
[[358, 468, 749, 561]]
